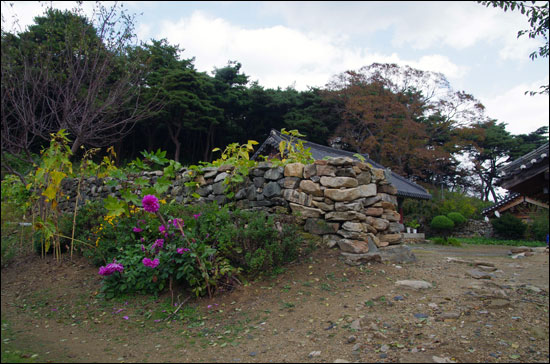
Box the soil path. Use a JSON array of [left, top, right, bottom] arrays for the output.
[[1, 244, 548, 363]]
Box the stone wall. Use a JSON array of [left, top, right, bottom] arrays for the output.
[[452, 219, 493, 238], [58, 157, 405, 255]]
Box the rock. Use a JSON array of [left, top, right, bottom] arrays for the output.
[[214, 172, 229, 183], [350, 319, 362, 331], [325, 211, 367, 221], [510, 246, 533, 254], [299, 180, 323, 197], [324, 184, 376, 202], [341, 252, 382, 266], [337, 229, 369, 241], [283, 189, 312, 206], [217, 164, 235, 173], [334, 360, 351, 363], [379, 233, 402, 245], [304, 218, 339, 235], [311, 200, 334, 211], [280, 177, 300, 189], [338, 240, 370, 254], [316, 164, 337, 176], [395, 280, 432, 290], [432, 356, 456, 363], [347, 335, 357, 344], [378, 184, 397, 194], [263, 181, 281, 197], [289, 203, 323, 218], [334, 201, 363, 212], [476, 265, 498, 272], [264, 167, 284, 180], [303, 164, 317, 179], [342, 221, 367, 232], [323, 235, 340, 249], [326, 157, 354, 166], [436, 311, 461, 321], [466, 269, 494, 279], [308, 351, 321, 358], [284, 163, 304, 178], [356, 172, 371, 185], [365, 207, 383, 216], [319, 176, 358, 188]]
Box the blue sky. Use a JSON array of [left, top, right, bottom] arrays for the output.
[[2, 1, 549, 136]]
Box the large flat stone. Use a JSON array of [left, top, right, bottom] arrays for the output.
[[289, 203, 323, 218], [320, 176, 358, 188], [284, 163, 304, 178], [299, 180, 323, 197], [325, 211, 367, 221], [338, 239, 370, 254], [324, 184, 376, 202]]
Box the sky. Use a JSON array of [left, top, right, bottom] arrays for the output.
[[2, 1, 549, 136]]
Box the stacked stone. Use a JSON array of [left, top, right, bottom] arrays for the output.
[[278, 157, 404, 254], [57, 157, 405, 256]]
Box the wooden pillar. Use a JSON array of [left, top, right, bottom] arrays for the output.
[[398, 197, 404, 224]]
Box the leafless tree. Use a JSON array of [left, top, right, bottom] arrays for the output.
[[1, 1, 163, 181]]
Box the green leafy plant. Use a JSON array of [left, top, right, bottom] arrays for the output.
[[27, 129, 73, 261], [491, 213, 527, 240], [210, 140, 259, 198], [276, 128, 314, 164], [447, 212, 467, 227], [430, 215, 455, 241]]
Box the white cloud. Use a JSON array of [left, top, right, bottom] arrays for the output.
[[264, 1, 544, 61], [153, 11, 465, 90], [481, 77, 550, 135]]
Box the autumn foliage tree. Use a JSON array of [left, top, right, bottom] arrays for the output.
[[324, 63, 486, 187]]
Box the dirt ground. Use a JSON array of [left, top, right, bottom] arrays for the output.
[[1, 243, 549, 363]]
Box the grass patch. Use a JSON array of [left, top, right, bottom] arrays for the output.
[[456, 237, 546, 247]]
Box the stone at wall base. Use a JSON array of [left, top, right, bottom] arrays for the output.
[[340, 245, 416, 266]]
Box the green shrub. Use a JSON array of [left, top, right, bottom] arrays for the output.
[[76, 199, 306, 298], [430, 215, 455, 240], [447, 212, 467, 226], [491, 213, 527, 240], [526, 210, 549, 242]]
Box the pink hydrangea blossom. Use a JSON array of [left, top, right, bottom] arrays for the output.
[[142, 195, 160, 213], [142, 257, 160, 268]]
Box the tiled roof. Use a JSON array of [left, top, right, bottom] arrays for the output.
[[482, 192, 521, 215], [497, 142, 549, 185], [252, 129, 432, 200]]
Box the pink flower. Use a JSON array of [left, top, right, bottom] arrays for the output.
[[132, 227, 142, 233], [98, 260, 124, 276], [142, 195, 160, 213], [193, 213, 202, 220], [159, 225, 166, 233], [177, 247, 190, 254], [142, 257, 160, 268], [152, 239, 164, 250], [172, 218, 184, 227], [123, 316, 129, 320]]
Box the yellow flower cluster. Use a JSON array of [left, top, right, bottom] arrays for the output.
[[89, 215, 119, 247]]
